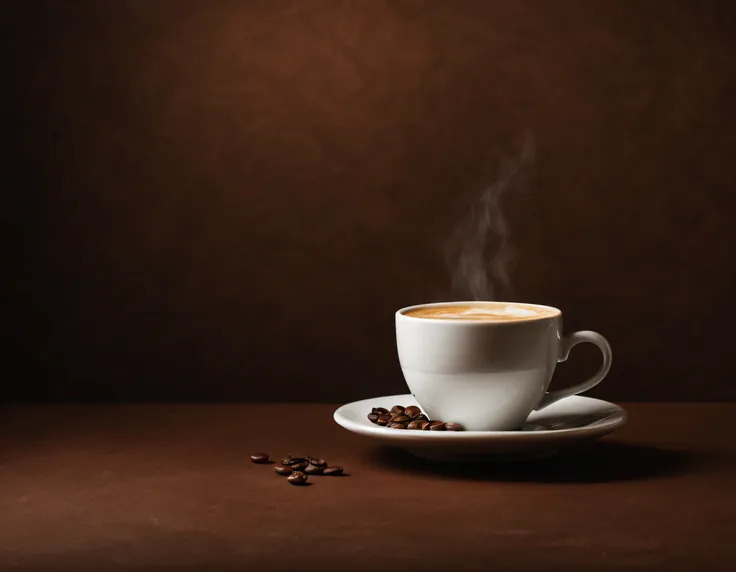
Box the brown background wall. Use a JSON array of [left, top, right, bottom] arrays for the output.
[[4, 0, 735, 402]]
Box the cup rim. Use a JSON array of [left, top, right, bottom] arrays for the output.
[[396, 300, 562, 323]]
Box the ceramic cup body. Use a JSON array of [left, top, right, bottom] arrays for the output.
[[395, 302, 612, 431]]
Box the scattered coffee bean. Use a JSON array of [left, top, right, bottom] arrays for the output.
[[304, 464, 323, 475], [404, 405, 422, 419], [308, 457, 327, 468], [372, 407, 389, 416], [429, 421, 446, 431], [445, 422, 465, 431], [407, 419, 430, 430], [389, 405, 405, 416], [376, 414, 391, 426], [414, 413, 429, 422], [281, 454, 293, 465], [282, 456, 307, 466], [367, 412, 380, 423], [287, 471, 308, 486], [274, 465, 293, 476], [323, 466, 344, 476], [387, 422, 407, 429], [390, 414, 412, 424], [250, 453, 270, 464], [290, 460, 309, 471]]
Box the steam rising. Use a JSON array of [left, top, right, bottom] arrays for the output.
[[445, 135, 535, 301]]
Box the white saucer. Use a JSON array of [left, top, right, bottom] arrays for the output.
[[333, 394, 626, 462]]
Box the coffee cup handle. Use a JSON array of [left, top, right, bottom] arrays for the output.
[[535, 330, 612, 410]]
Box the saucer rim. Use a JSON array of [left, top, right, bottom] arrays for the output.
[[333, 394, 627, 442]]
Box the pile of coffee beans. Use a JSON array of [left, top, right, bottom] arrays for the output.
[[367, 405, 464, 431], [250, 453, 345, 486]]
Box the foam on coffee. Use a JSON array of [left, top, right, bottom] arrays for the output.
[[403, 303, 558, 321]]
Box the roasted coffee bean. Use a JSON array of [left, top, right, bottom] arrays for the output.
[[414, 413, 429, 421], [308, 457, 327, 468], [389, 405, 405, 416], [323, 466, 344, 476], [445, 422, 465, 431], [367, 412, 380, 423], [281, 455, 292, 465], [390, 414, 412, 424], [404, 405, 422, 419], [407, 419, 430, 430], [287, 471, 308, 486], [376, 414, 391, 426], [250, 453, 269, 464], [290, 461, 309, 471], [274, 465, 292, 476], [429, 421, 446, 431], [387, 422, 407, 429], [282, 456, 307, 466], [304, 464, 323, 475], [372, 407, 389, 416]]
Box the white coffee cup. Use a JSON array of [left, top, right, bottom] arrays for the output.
[[395, 301, 612, 431]]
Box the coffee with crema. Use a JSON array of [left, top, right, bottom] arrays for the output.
[[403, 302, 559, 322], [396, 300, 611, 431]]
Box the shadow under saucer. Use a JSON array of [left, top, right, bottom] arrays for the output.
[[371, 440, 709, 484]]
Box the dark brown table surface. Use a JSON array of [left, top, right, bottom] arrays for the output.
[[1, 403, 734, 571]]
